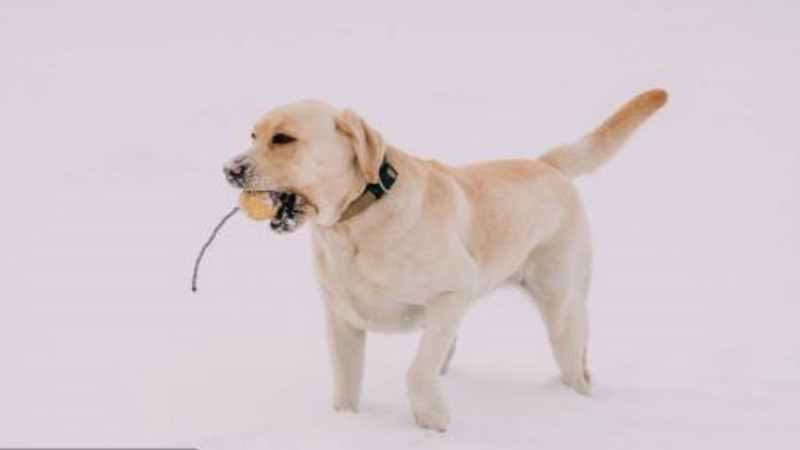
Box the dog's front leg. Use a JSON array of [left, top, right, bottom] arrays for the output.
[[326, 309, 366, 413], [407, 296, 467, 432]]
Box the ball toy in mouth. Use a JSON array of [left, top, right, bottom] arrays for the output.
[[238, 190, 276, 221], [239, 190, 310, 233]]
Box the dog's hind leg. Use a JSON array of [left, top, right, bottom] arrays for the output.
[[520, 225, 592, 395]]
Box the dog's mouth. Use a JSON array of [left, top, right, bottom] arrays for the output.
[[251, 190, 311, 234]]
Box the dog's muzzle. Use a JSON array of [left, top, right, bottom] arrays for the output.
[[223, 156, 312, 233], [267, 191, 309, 233], [224, 156, 250, 188]]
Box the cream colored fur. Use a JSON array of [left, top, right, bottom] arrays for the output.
[[224, 89, 667, 431]]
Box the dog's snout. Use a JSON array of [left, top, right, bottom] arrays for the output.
[[224, 157, 250, 188], [228, 163, 246, 179]]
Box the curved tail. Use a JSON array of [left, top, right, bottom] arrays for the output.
[[539, 89, 668, 177]]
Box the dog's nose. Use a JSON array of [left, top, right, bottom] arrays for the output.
[[224, 157, 250, 188]]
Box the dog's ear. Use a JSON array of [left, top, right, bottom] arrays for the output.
[[335, 109, 385, 184]]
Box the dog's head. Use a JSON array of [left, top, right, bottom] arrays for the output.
[[224, 100, 385, 230]]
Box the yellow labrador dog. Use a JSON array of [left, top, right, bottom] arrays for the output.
[[224, 89, 667, 431]]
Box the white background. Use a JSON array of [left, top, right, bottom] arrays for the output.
[[2, 1, 799, 448]]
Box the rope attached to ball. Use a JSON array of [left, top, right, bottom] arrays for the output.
[[191, 206, 240, 292]]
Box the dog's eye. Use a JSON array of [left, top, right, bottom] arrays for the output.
[[271, 133, 296, 145], [250, 132, 257, 140]]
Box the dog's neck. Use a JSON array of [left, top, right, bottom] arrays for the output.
[[315, 147, 424, 238], [336, 157, 398, 223]]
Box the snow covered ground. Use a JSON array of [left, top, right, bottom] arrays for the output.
[[2, 1, 799, 448]]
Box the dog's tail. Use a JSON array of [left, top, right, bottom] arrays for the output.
[[539, 89, 668, 177]]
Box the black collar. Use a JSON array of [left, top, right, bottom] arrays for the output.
[[366, 159, 398, 199], [338, 159, 398, 223]]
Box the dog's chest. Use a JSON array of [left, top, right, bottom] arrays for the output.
[[311, 228, 460, 332]]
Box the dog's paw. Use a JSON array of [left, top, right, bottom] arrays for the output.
[[333, 399, 359, 414], [413, 407, 449, 432], [407, 375, 450, 431], [562, 371, 592, 396]]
